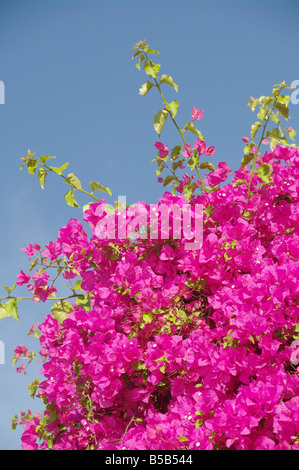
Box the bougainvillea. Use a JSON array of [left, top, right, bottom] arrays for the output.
[[4, 40, 299, 450]]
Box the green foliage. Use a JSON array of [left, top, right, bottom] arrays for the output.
[[183, 122, 204, 140], [20, 151, 111, 207], [160, 74, 178, 92], [0, 298, 19, 321], [64, 188, 80, 208], [51, 300, 74, 324], [154, 109, 168, 136]]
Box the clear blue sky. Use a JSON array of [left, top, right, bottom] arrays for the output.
[[0, 0, 298, 450]]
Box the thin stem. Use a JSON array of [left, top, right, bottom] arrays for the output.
[[246, 96, 279, 202], [42, 163, 100, 202], [143, 51, 209, 194], [0, 293, 81, 302], [144, 51, 186, 146], [195, 164, 208, 192], [154, 77, 186, 145]]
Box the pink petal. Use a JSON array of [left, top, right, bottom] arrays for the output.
[[191, 107, 204, 120]]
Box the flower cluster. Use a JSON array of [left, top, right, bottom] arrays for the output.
[[15, 142, 299, 450]]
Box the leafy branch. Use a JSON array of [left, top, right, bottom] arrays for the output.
[[132, 39, 210, 196], [20, 151, 112, 208]]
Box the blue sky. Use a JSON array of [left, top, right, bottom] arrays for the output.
[[0, 0, 298, 450]]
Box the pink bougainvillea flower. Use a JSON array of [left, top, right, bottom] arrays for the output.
[[12, 139, 299, 450], [182, 144, 192, 158], [154, 142, 169, 158], [157, 177, 163, 183], [20, 243, 39, 257], [21, 418, 39, 450], [62, 269, 78, 280], [16, 364, 26, 374], [205, 145, 215, 156], [14, 344, 28, 358], [242, 136, 250, 143], [16, 270, 30, 286], [262, 138, 270, 145], [194, 138, 206, 154], [191, 106, 204, 120]]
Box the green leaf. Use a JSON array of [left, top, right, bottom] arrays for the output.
[[139, 80, 154, 96], [27, 149, 36, 159], [266, 129, 289, 145], [274, 101, 289, 119], [165, 100, 179, 118], [142, 312, 153, 323], [172, 159, 184, 171], [147, 48, 160, 56], [0, 302, 8, 320], [132, 360, 147, 371], [170, 145, 183, 161], [272, 83, 284, 96], [188, 150, 199, 171], [248, 96, 259, 112], [154, 109, 168, 136], [242, 211, 251, 219], [131, 49, 143, 60], [183, 181, 198, 202], [64, 189, 80, 208], [255, 163, 272, 184], [163, 175, 175, 187], [65, 173, 82, 190], [156, 165, 165, 176], [241, 153, 254, 168], [143, 62, 160, 79], [3, 284, 17, 295], [244, 142, 255, 155], [27, 377, 40, 398], [2, 298, 19, 321], [271, 112, 281, 124], [76, 295, 91, 311], [74, 279, 83, 291], [50, 162, 69, 176], [233, 179, 248, 187], [257, 106, 268, 121], [28, 257, 39, 273], [183, 122, 204, 140], [277, 94, 290, 107], [51, 300, 74, 324], [89, 181, 112, 196], [27, 159, 38, 175], [38, 168, 47, 189], [224, 251, 232, 262], [250, 121, 262, 140], [160, 74, 178, 92], [135, 54, 145, 70], [293, 323, 299, 339], [179, 436, 189, 442], [287, 127, 296, 141], [39, 155, 55, 163], [199, 161, 215, 171]]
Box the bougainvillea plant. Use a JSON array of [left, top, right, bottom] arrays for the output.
[[2, 40, 299, 450]]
